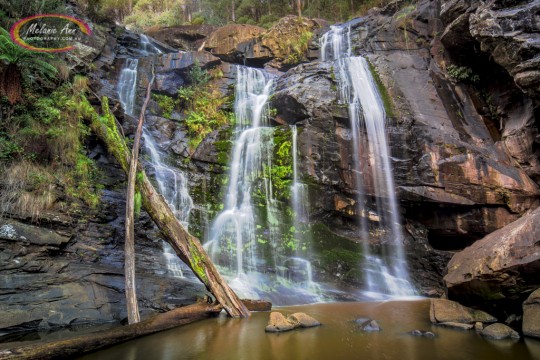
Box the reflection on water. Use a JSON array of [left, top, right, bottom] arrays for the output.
[[78, 301, 539, 360]]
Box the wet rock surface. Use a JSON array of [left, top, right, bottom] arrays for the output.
[[481, 323, 520, 340], [265, 312, 321, 332], [430, 299, 497, 325], [523, 288, 540, 339]]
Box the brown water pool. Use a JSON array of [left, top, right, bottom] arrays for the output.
[[78, 300, 540, 360]]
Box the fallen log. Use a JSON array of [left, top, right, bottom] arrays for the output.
[[89, 97, 250, 318], [242, 299, 272, 312], [0, 303, 222, 360]]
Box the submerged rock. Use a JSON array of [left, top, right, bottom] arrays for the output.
[[355, 318, 381, 332], [523, 288, 540, 339], [481, 323, 520, 341], [410, 330, 436, 338], [430, 299, 497, 325]]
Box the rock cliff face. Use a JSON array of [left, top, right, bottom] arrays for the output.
[[1, 0, 539, 335], [271, 0, 539, 295]]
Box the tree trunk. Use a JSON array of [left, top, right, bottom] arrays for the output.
[[89, 97, 250, 318], [297, 0, 302, 17], [124, 67, 155, 325], [231, 0, 236, 22], [0, 303, 223, 360]]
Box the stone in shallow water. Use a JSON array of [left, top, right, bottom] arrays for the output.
[[410, 330, 436, 338], [438, 322, 474, 330], [265, 312, 297, 333], [481, 323, 520, 340], [430, 299, 497, 324], [288, 313, 321, 328], [355, 318, 381, 332], [265, 312, 321, 332], [523, 288, 540, 339]]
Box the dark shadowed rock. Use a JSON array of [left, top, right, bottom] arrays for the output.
[[444, 207, 540, 309], [523, 288, 540, 339], [481, 323, 520, 340], [469, 1, 540, 100]]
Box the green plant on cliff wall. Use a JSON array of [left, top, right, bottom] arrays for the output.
[[284, 30, 313, 65], [446, 65, 480, 83], [178, 63, 233, 152], [0, 77, 102, 217], [152, 93, 175, 118]]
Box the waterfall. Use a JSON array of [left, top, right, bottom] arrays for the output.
[[206, 67, 322, 304], [207, 66, 275, 283], [117, 37, 193, 279], [321, 24, 416, 298]]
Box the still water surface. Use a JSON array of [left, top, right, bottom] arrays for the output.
[[79, 301, 540, 360]]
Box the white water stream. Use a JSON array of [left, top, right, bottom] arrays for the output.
[[117, 36, 193, 279], [321, 24, 416, 297]]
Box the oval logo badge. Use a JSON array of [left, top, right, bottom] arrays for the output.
[[10, 14, 92, 53]]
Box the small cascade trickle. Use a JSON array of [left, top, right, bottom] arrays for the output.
[[117, 36, 194, 280], [321, 24, 416, 298], [291, 125, 309, 223]]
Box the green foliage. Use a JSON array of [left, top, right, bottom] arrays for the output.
[[187, 61, 211, 86], [0, 27, 58, 104], [0, 77, 103, 210], [284, 30, 313, 65], [153, 94, 175, 118], [446, 65, 480, 83], [178, 64, 232, 151], [87, 0, 398, 29]]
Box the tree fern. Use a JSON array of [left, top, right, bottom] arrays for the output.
[[0, 26, 58, 104]]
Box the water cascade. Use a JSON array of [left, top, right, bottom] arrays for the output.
[[117, 37, 194, 279], [320, 25, 416, 297], [206, 67, 322, 304]]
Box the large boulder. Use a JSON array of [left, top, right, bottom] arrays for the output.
[[146, 24, 218, 51], [260, 16, 322, 67], [444, 207, 540, 309], [523, 288, 540, 339], [203, 24, 266, 63]]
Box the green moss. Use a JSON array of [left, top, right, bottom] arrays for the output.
[[188, 242, 209, 283], [367, 60, 395, 118]]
